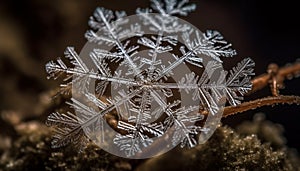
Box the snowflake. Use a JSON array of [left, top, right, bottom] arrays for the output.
[[45, 0, 255, 158]]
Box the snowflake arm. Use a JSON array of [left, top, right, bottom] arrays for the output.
[[147, 58, 255, 112], [224, 57, 255, 105], [150, 0, 196, 16], [86, 7, 143, 76], [114, 90, 156, 157], [47, 86, 144, 149], [46, 97, 108, 148], [183, 30, 237, 62], [113, 133, 153, 157], [46, 47, 139, 90], [149, 90, 204, 148]]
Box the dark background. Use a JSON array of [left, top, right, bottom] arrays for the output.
[[0, 0, 299, 150]]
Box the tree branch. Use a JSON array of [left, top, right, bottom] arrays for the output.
[[223, 95, 300, 117], [248, 60, 300, 94]]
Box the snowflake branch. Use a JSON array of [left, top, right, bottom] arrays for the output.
[[85, 30, 116, 45], [136, 10, 162, 30], [154, 32, 235, 81], [46, 55, 139, 88], [149, 89, 199, 147], [95, 8, 141, 76], [150, 0, 196, 16], [47, 87, 143, 148], [183, 30, 237, 62]]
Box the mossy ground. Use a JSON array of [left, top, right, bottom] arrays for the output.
[[1, 114, 299, 170]]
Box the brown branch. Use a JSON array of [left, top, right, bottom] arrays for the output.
[[248, 60, 300, 94], [223, 95, 300, 118]]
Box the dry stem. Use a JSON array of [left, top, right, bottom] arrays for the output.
[[223, 95, 300, 117], [248, 60, 300, 94]]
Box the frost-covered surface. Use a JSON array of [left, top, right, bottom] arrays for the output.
[[45, 0, 254, 158]]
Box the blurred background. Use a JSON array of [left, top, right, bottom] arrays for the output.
[[0, 0, 299, 151]]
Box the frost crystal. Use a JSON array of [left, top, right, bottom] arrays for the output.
[[45, 0, 255, 158]]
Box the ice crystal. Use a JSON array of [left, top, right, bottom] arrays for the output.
[[45, 0, 255, 158]]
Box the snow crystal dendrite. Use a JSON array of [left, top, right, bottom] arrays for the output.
[[45, 0, 255, 158]]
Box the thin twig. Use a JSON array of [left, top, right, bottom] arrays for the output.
[[249, 60, 300, 94], [223, 95, 300, 117]]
